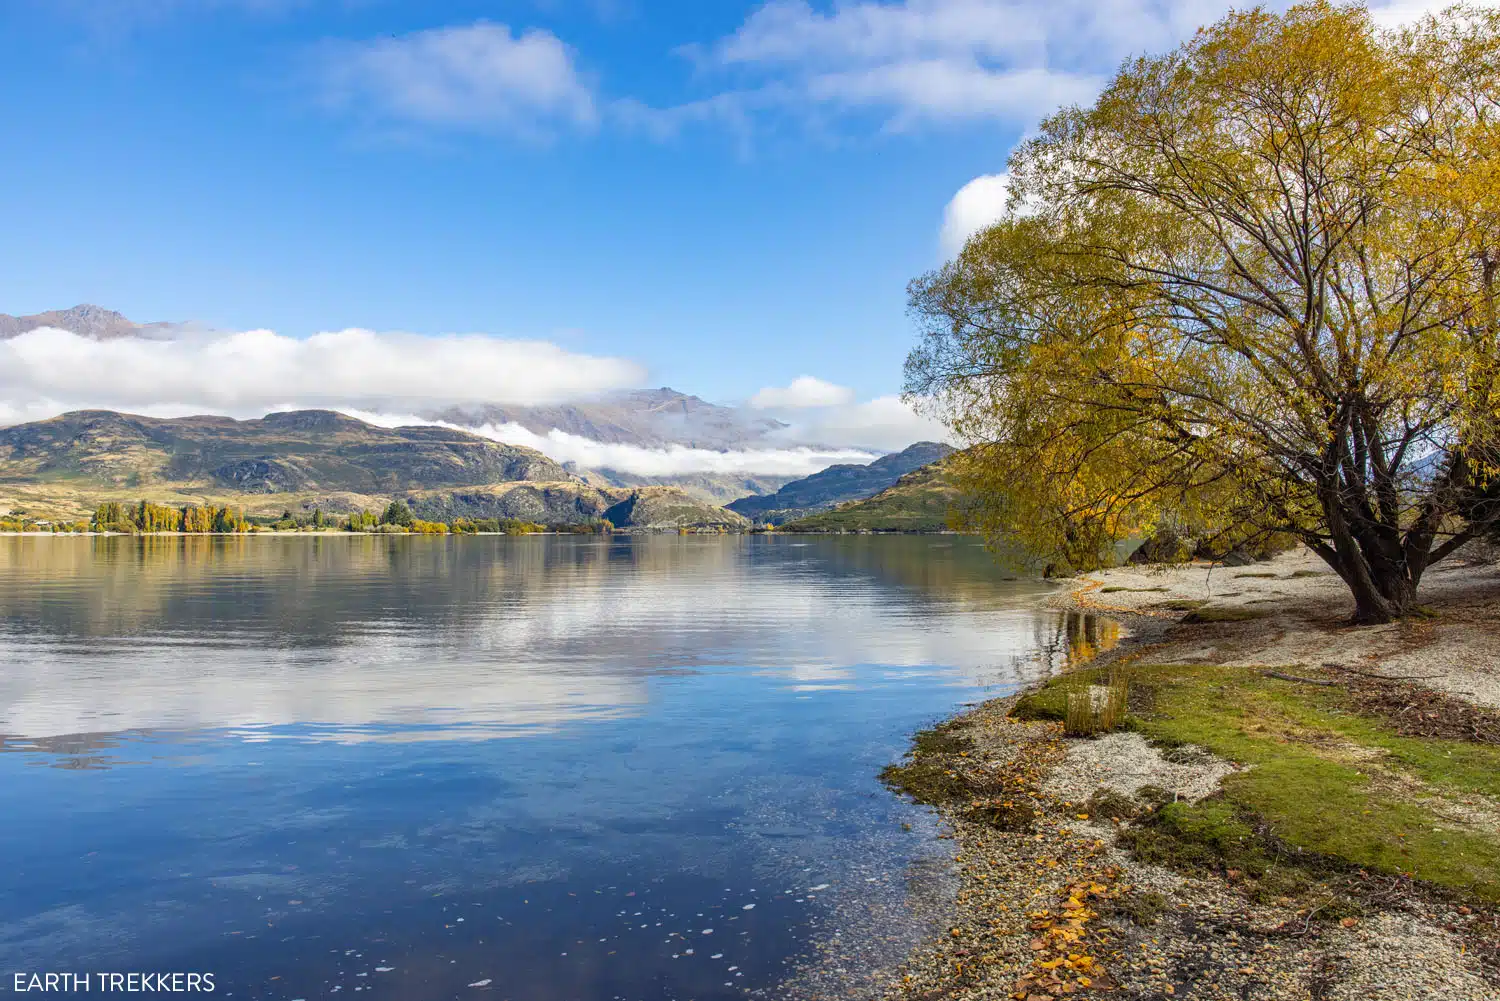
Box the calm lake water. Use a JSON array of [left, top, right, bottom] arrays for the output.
[[0, 535, 1113, 1000]]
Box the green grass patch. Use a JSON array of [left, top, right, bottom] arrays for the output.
[[1014, 662, 1500, 901], [880, 718, 977, 804], [1012, 668, 1103, 721]]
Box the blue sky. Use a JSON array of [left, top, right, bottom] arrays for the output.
[[0, 0, 1447, 451], [0, 0, 1020, 403]]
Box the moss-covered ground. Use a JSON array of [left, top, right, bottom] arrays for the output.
[[1013, 662, 1500, 903]]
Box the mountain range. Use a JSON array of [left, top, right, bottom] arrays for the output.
[[0, 409, 751, 529], [0, 407, 964, 533], [3, 305, 806, 502], [0, 305, 964, 531], [0, 409, 568, 493]]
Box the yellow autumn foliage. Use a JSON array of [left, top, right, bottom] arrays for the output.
[[907, 2, 1500, 622]]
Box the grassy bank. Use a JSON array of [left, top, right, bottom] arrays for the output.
[[879, 551, 1500, 1000], [1012, 662, 1500, 905]]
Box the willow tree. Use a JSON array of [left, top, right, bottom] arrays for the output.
[[906, 2, 1500, 623]]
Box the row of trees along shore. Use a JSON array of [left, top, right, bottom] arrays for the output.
[[0, 499, 602, 536], [92, 501, 249, 534], [907, 1, 1500, 623]]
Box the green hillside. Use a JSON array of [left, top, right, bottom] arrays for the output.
[[779, 459, 965, 533], [727, 441, 954, 524]]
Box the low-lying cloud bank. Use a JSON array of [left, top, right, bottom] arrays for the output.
[[347, 410, 880, 477], [0, 326, 644, 412], [0, 327, 952, 479]]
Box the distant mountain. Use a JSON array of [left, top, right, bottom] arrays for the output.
[[0, 409, 758, 530], [576, 468, 796, 506], [0, 306, 901, 512], [726, 441, 955, 525], [431, 387, 788, 450], [432, 388, 804, 506], [408, 483, 750, 530], [0, 409, 569, 494], [780, 457, 964, 533], [0, 304, 175, 340]]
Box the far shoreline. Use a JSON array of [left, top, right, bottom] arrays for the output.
[[0, 528, 977, 538]]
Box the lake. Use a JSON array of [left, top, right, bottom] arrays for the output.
[[0, 535, 1113, 1000]]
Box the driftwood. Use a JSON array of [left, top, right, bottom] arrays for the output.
[[1320, 663, 1445, 681], [1264, 671, 1340, 687]]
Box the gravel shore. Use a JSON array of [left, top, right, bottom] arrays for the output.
[[881, 546, 1500, 1001]]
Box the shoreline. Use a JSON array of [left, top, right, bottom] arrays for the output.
[[879, 546, 1500, 1000], [0, 528, 974, 537]]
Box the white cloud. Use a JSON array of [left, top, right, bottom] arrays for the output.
[[1367, 0, 1468, 27], [660, 0, 1240, 132], [749, 375, 856, 409], [772, 394, 952, 451], [940, 172, 1010, 256], [319, 21, 597, 137], [0, 327, 643, 416], [0, 328, 948, 479], [346, 410, 879, 477], [665, 0, 1462, 136]]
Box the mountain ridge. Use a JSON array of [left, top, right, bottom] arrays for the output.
[[0, 304, 176, 341], [0, 408, 570, 494], [0, 305, 935, 515], [0, 408, 756, 530], [780, 456, 964, 533], [726, 441, 955, 524]]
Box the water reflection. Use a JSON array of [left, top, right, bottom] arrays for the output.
[[0, 536, 1075, 748], [1035, 610, 1121, 672], [0, 536, 1113, 1000]]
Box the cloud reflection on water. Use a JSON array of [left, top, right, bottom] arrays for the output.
[[0, 536, 1114, 747]]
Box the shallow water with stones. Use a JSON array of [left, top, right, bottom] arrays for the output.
[[0, 534, 1110, 1000]]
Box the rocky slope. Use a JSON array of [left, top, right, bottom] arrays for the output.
[[0, 304, 176, 340], [728, 441, 955, 525]]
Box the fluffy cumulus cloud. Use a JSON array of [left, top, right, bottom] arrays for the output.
[[749, 375, 856, 409], [940, 172, 1010, 256], [319, 21, 597, 137], [0, 326, 643, 416], [775, 394, 951, 452], [745, 376, 951, 451]]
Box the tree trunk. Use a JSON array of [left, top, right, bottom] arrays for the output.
[[1315, 492, 1422, 625], [1341, 560, 1417, 625]]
